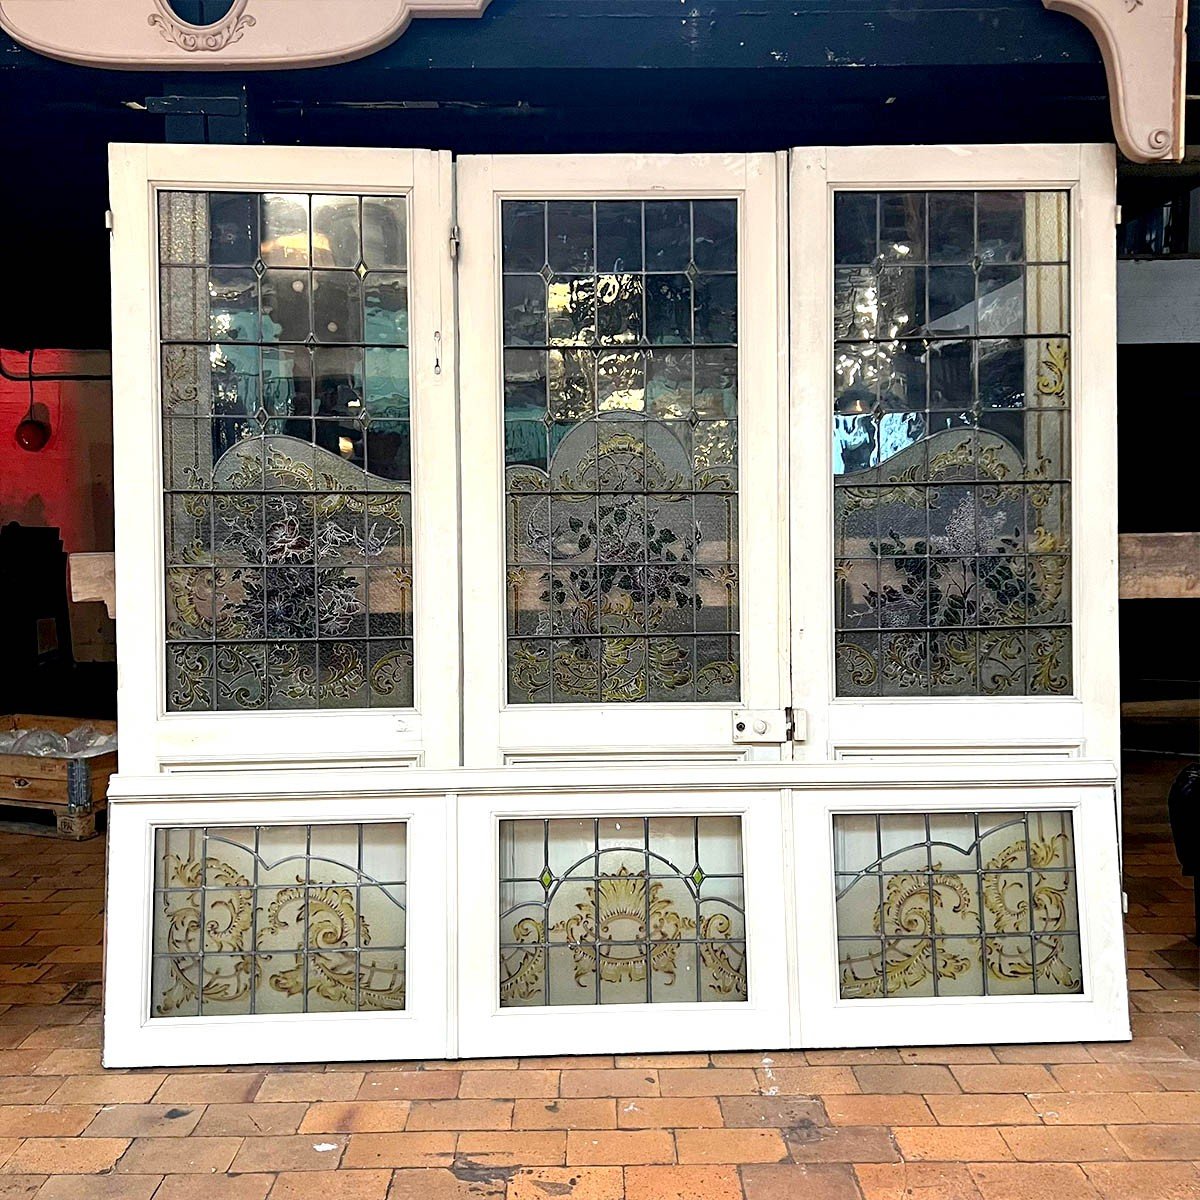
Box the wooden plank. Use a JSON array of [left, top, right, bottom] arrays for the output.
[[0, 776, 70, 804], [8, 714, 117, 735], [0, 0, 1106, 72], [1117, 260, 1200, 344], [67, 552, 116, 618], [1119, 532, 1200, 598], [0, 757, 69, 781]]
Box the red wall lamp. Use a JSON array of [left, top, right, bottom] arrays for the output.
[[15, 349, 51, 451]]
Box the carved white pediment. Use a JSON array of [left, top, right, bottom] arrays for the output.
[[1043, 0, 1186, 161], [0, 0, 492, 71]]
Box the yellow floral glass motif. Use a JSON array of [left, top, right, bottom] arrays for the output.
[[499, 815, 747, 1006], [151, 822, 406, 1017], [834, 810, 1082, 999], [832, 190, 1072, 698], [501, 199, 741, 705]]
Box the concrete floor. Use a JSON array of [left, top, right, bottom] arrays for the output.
[[0, 751, 1195, 1200]]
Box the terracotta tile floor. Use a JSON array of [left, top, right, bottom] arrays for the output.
[[0, 753, 1196, 1200]]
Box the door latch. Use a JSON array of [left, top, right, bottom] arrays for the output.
[[732, 708, 806, 744]]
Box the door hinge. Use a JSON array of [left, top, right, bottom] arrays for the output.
[[104, 209, 114, 232], [785, 706, 807, 743], [449, 224, 461, 258]]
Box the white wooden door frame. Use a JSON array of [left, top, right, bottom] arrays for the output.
[[103, 789, 451, 1067], [456, 153, 791, 766], [792, 775, 1129, 1048], [455, 783, 793, 1058], [108, 143, 461, 773], [788, 144, 1120, 768]]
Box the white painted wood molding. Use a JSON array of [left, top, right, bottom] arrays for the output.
[[1043, 0, 1186, 161], [0, 0, 492, 71]]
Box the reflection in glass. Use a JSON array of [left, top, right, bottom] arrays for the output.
[[502, 199, 740, 705], [831, 191, 1072, 698], [158, 191, 413, 712]]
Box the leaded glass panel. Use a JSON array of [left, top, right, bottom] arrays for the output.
[[158, 191, 413, 711], [502, 200, 740, 704], [499, 815, 747, 1006], [833, 810, 1082, 999], [151, 822, 407, 1016], [832, 191, 1072, 697]]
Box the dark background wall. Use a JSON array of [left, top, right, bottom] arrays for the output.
[[1, 0, 1196, 714], [1, 0, 1183, 348]]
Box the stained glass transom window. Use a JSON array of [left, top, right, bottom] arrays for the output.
[[502, 199, 740, 704], [499, 815, 747, 1006], [159, 191, 413, 711], [832, 191, 1072, 697], [151, 822, 407, 1017], [834, 810, 1082, 999]]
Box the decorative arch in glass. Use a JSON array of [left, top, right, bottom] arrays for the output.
[[832, 190, 1072, 697], [158, 190, 414, 711], [501, 199, 741, 705]]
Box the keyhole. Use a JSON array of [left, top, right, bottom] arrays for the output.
[[166, 0, 237, 24]]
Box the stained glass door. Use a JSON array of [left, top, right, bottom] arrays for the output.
[[110, 146, 460, 772], [788, 145, 1120, 770], [458, 154, 790, 766]]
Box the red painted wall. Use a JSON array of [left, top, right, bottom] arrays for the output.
[[0, 349, 114, 661]]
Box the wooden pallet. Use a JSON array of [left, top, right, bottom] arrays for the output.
[[0, 715, 116, 839]]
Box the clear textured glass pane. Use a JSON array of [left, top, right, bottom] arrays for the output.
[[547, 201, 595, 273], [259, 268, 310, 343], [502, 199, 740, 704], [364, 273, 408, 345], [158, 191, 413, 711], [879, 192, 925, 262], [312, 195, 361, 269], [209, 192, 258, 266], [835, 192, 877, 265], [645, 201, 691, 271], [499, 815, 746, 1008], [928, 192, 974, 264], [833, 810, 1081, 1000], [693, 201, 737, 271], [977, 192, 1025, 263], [260, 194, 310, 266], [831, 190, 1072, 698], [312, 272, 363, 343], [362, 197, 408, 270], [596, 201, 643, 273]]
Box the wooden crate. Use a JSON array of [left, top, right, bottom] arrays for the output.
[[0, 715, 117, 839]]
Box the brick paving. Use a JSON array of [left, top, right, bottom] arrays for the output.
[[0, 752, 1195, 1199]]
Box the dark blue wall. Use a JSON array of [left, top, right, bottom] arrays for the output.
[[0, 0, 1192, 345]]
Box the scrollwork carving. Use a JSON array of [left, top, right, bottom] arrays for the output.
[[1042, 0, 1184, 161], [0, 0, 494, 71], [147, 0, 255, 53]]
